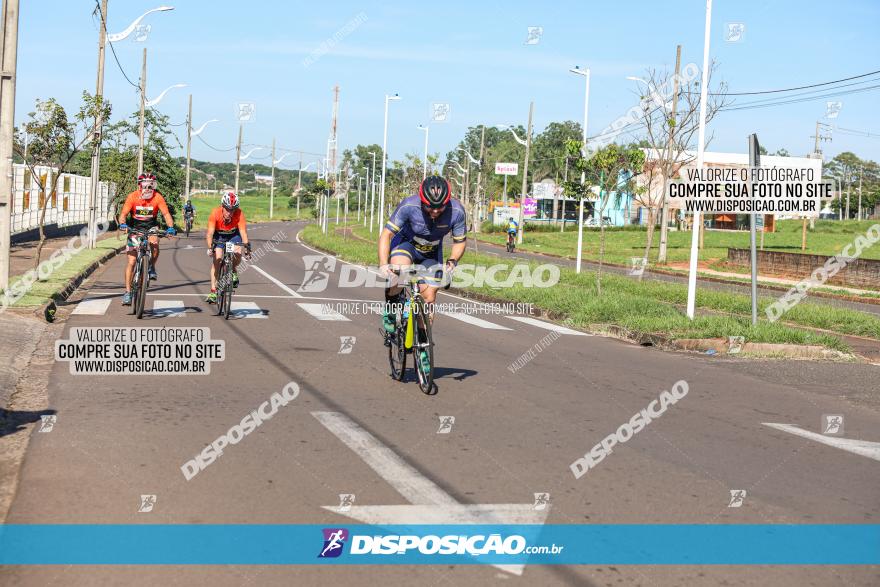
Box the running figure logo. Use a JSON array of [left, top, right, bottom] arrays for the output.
[[318, 528, 349, 558], [822, 414, 844, 436], [437, 416, 455, 434], [533, 492, 550, 511], [728, 489, 747, 508], [38, 415, 57, 433], [337, 494, 355, 512], [338, 336, 356, 354], [299, 255, 336, 293], [138, 494, 157, 513], [629, 257, 647, 277], [727, 336, 745, 355]]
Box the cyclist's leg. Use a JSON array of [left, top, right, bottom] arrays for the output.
[[148, 233, 160, 268], [123, 232, 139, 292], [210, 241, 224, 291], [383, 242, 416, 332]]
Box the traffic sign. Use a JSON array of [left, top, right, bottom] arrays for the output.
[[495, 162, 518, 176]]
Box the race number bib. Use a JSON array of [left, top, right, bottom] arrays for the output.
[[225, 242, 235, 253]]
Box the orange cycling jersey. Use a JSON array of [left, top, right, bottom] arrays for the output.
[[208, 207, 246, 237], [119, 190, 170, 228]]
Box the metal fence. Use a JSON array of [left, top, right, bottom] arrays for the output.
[[11, 164, 116, 235]]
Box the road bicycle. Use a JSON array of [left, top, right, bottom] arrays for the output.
[[126, 226, 170, 319], [384, 266, 450, 395], [506, 230, 517, 253], [184, 213, 194, 237], [214, 241, 250, 319]]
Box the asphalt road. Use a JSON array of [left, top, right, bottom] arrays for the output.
[[2, 221, 878, 586]]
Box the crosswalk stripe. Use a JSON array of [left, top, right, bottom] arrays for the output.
[[230, 301, 268, 318], [151, 300, 185, 317], [505, 316, 590, 336], [71, 298, 111, 315], [439, 311, 512, 330], [297, 303, 350, 321]]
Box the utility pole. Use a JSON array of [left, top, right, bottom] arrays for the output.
[[857, 165, 863, 221], [369, 151, 377, 233], [269, 137, 276, 219], [475, 125, 485, 234], [657, 44, 681, 264], [0, 0, 20, 289], [86, 0, 108, 249], [518, 101, 534, 245], [184, 94, 192, 205], [296, 153, 303, 218], [137, 47, 147, 176], [234, 124, 242, 193]]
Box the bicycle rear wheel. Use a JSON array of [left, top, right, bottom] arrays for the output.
[[413, 300, 435, 394], [129, 255, 139, 316], [135, 253, 149, 319]]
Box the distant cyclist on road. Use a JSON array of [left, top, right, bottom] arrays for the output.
[[117, 173, 175, 306], [378, 176, 466, 371], [205, 191, 251, 304], [506, 216, 519, 247], [183, 199, 195, 222]]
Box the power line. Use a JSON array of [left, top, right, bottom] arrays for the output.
[[711, 69, 880, 96], [720, 83, 880, 112], [196, 135, 235, 152]]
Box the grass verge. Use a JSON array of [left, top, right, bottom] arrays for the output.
[[301, 223, 877, 353]]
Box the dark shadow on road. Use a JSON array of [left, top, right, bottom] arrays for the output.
[[0, 408, 57, 438]]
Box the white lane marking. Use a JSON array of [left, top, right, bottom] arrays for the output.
[[269, 247, 287, 253], [439, 311, 512, 330], [505, 316, 590, 336], [313, 411, 456, 506], [184, 245, 196, 249], [151, 300, 185, 317], [71, 298, 112, 315], [250, 265, 303, 298], [230, 301, 268, 318], [312, 411, 549, 576], [763, 423, 880, 462], [296, 303, 350, 321]]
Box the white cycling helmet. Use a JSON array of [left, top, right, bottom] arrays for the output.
[[221, 191, 240, 211]]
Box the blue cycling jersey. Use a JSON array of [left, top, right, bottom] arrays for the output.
[[385, 195, 467, 255]]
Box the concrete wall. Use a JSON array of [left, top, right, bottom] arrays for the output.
[[728, 248, 880, 289]]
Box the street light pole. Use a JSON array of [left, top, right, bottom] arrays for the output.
[[234, 124, 242, 193], [418, 124, 429, 179], [379, 93, 400, 230], [184, 94, 192, 205], [137, 48, 147, 176], [569, 66, 590, 185], [686, 0, 713, 320], [369, 151, 377, 232]]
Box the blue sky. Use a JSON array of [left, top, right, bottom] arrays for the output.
[[15, 0, 880, 172]]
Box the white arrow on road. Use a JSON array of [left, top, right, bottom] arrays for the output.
[[763, 423, 880, 461], [312, 411, 550, 576]]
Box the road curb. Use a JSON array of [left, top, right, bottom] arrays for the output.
[[35, 242, 126, 323]]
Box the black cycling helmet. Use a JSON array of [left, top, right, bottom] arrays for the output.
[[419, 176, 451, 209]]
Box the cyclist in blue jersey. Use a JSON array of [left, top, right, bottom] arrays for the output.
[[378, 176, 467, 368]]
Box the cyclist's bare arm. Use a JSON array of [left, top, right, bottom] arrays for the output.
[[205, 224, 215, 249], [378, 228, 394, 269], [448, 241, 466, 266]]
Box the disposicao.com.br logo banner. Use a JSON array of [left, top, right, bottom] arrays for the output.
[[0, 525, 878, 565]]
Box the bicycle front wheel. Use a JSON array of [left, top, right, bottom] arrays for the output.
[[413, 301, 435, 394], [216, 262, 229, 316], [135, 253, 149, 319]]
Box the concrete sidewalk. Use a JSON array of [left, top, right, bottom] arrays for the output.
[[8, 228, 118, 282]]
